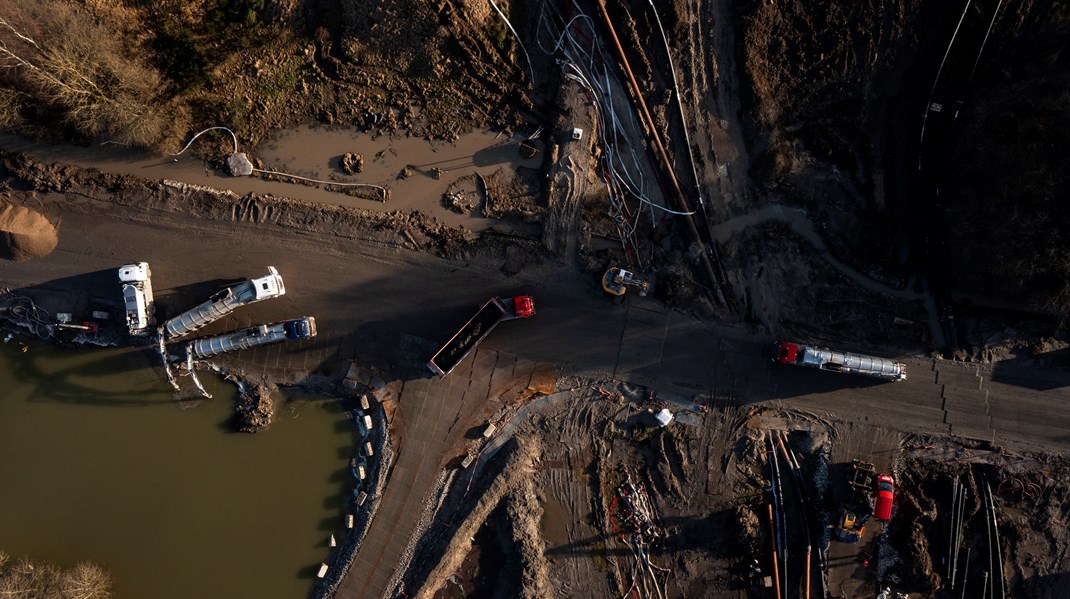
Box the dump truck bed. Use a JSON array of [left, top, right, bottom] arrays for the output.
[[427, 298, 508, 377]]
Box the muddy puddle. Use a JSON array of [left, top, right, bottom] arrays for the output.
[[0, 126, 541, 230], [540, 496, 572, 548], [256, 125, 542, 229]]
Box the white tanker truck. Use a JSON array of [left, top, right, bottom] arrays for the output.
[[186, 316, 316, 360], [772, 341, 906, 382], [161, 267, 286, 340]]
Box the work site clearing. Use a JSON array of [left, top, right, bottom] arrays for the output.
[[391, 388, 1070, 599], [0, 0, 1068, 598]]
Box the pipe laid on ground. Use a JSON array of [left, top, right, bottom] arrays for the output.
[[987, 480, 1006, 599], [947, 478, 958, 580], [250, 168, 387, 201], [593, 0, 724, 305], [158, 330, 180, 391], [960, 547, 971, 599], [768, 503, 782, 599], [919, 0, 974, 172], [768, 434, 787, 591], [645, 0, 704, 208], [185, 346, 212, 399], [488, 0, 535, 86], [645, 0, 729, 289], [952, 481, 965, 587], [983, 478, 994, 599], [779, 430, 813, 598]]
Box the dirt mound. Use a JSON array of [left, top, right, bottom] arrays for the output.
[[0, 202, 57, 261]]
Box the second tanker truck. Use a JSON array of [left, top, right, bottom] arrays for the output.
[[772, 341, 906, 381]]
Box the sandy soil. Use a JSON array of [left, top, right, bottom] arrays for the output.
[[0, 201, 56, 261]]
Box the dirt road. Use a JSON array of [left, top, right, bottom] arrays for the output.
[[4, 149, 1070, 599]]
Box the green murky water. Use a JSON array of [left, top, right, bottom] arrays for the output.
[[0, 340, 351, 598]]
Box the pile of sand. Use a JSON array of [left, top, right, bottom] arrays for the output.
[[0, 202, 57, 261]]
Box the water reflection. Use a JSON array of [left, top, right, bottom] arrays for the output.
[[0, 340, 350, 599]]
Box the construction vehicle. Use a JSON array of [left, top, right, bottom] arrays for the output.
[[118, 262, 156, 336], [771, 341, 906, 381], [847, 459, 877, 500], [602, 267, 649, 298], [54, 313, 99, 334], [834, 507, 870, 543], [834, 459, 877, 543], [874, 473, 895, 521], [162, 266, 285, 340], [427, 296, 535, 377], [185, 316, 316, 360]]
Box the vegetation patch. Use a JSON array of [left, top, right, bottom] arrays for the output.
[[0, 2, 189, 149], [0, 551, 112, 599]]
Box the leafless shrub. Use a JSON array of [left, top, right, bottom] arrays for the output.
[[60, 562, 112, 599], [0, 85, 26, 128], [0, 0, 188, 149], [0, 551, 112, 599]]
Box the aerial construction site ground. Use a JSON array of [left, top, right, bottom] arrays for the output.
[[0, 1, 1069, 598]]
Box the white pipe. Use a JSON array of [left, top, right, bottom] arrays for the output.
[[250, 168, 387, 200], [171, 126, 239, 156], [647, 0, 705, 209], [488, 0, 535, 86], [919, 0, 973, 171]]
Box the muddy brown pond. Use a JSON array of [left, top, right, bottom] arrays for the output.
[[0, 340, 351, 598]]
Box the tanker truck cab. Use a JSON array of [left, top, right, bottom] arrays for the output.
[[773, 341, 799, 364], [252, 266, 286, 299], [284, 316, 317, 340], [118, 262, 156, 336]]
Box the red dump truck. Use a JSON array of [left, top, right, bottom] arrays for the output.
[[427, 296, 535, 377], [772, 341, 906, 381]]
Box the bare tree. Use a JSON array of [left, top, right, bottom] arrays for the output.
[[0, 1, 188, 148], [0, 552, 112, 599], [60, 562, 113, 599]]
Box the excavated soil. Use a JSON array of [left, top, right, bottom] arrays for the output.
[[394, 391, 1070, 599]]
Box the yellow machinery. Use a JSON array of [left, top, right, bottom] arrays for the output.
[[834, 507, 869, 543], [602, 267, 649, 298]]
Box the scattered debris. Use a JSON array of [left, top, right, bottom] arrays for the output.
[[341, 152, 364, 175]]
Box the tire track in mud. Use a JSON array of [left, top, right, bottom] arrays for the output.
[[675, 0, 752, 216], [701, 406, 747, 501], [711, 202, 926, 302], [546, 460, 597, 594], [661, 428, 689, 493], [710, 198, 949, 343], [543, 155, 586, 267], [539, 395, 612, 596], [680, 0, 715, 183]]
